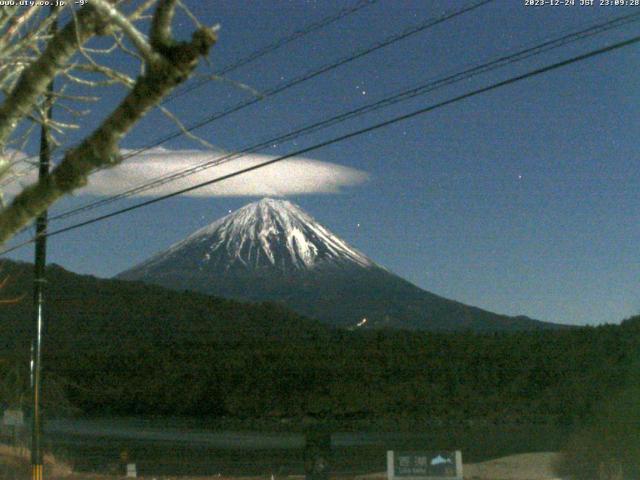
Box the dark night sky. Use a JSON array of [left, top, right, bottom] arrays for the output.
[[3, 0, 639, 326]]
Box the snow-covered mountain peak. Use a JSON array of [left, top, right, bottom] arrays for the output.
[[134, 198, 375, 274], [116, 199, 555, 332]]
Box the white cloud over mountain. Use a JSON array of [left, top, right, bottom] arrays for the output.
[[2, 147, 369, 199]]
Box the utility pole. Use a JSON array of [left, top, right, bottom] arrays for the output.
[[31, 8, 56, 480]]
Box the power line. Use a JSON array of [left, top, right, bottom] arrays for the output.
[[83, 0, 494, 174], [1, 0, 492, 214], [2, 32, 638, 256], [2, 0, 495, 244], [49, 10, 640, 222], [46, 0, 494, 218], [164, 0, 381, 103], [0, 0, 380, 187]]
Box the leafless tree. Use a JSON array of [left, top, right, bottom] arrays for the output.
[[0, 0, 218, 245]]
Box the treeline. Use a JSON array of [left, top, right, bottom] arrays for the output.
[[1, 260, 639, 429], [51, 319, 640, 426]]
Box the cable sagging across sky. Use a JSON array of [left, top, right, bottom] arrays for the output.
[[2, 32, 638, 256]]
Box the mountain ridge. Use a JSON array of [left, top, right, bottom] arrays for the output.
[[127, 198, 375, 277], [118, 198, 565, 332]]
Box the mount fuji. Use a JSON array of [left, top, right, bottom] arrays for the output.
[[117, 198, 560, 331]]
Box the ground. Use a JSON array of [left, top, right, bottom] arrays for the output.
[[2, 443, 563, 480]]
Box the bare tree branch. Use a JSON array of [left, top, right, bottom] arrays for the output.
[[158, 105, 217, 150], [0, 16, 217, 243], [150, 0, 177, 49], [90, 0, 159, 65], [73, 62, 136, 86], [1, 7, 63, 62], [129, 0, 160, 22], [0, 5, 108, 150]]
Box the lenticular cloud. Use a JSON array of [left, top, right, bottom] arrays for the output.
[[81, 147, 369, 197], [2, 148, 369, 199]]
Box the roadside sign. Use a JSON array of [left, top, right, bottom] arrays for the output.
[[126, 463, 137, 478], [2, 409, 24, 427], [387, 451, 462, 480]]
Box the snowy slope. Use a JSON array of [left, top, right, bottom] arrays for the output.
[[118, 198, 559, 332], [127, 198, 374, 276]]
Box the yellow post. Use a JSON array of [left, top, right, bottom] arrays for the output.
[[32, 464, 43, 480]]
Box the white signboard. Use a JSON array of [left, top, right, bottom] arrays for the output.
[[387, 450, 462, 480], [2, 409, 24, 427], [126, 463, 137, 478]]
